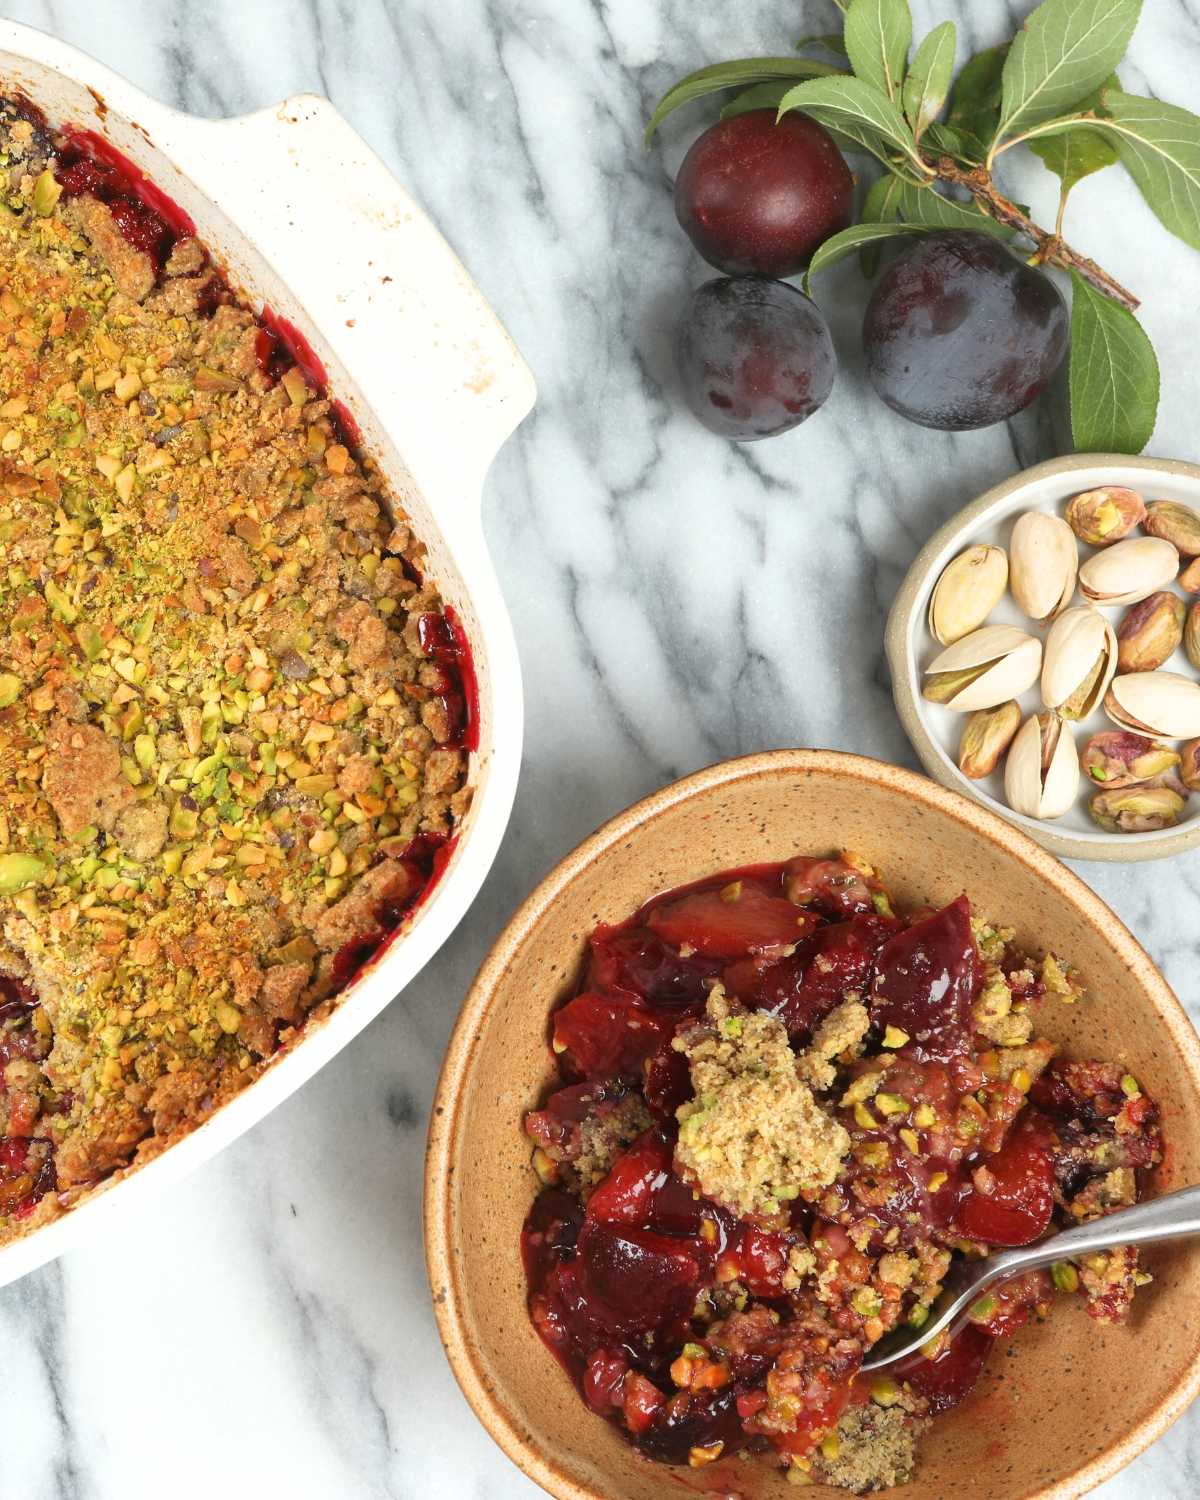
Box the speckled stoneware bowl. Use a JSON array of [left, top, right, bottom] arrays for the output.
[[887, 454, 1200, 862], [425, 750, 1200, 1500]]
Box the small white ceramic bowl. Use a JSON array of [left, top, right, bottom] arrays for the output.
[[0, 21, 535, 1287], [887, 454, 1200, 862]]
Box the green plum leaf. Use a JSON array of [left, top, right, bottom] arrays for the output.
[[777, 74, 924, 169], [998, 0, 1142, 140], [948, 45, 1007, 151], [645, 57, 844, 143], [843, 0, 912, 102], [902, 22, 957, 141], [802, 220, 952, 293], [1069, 271, 1159, 453], [721, 81, 799, 119], [796, 33, 849, 59], [1091, 90, 1200, 250], [859, 172, 905, 275], [898, 182, 1016, 237]]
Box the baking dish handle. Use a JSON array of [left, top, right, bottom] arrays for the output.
[[155, 93, 536, 526]]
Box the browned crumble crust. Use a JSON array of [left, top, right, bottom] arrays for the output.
[[0, 105, 472, 1238]]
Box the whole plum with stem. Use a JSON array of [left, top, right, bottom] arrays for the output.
[[862, 230, 1068, 431], [674, 110, 854, 278], [674, 276, 836, 441]]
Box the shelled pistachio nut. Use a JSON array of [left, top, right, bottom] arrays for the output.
[[958, 699, 1022, 779], [1186, 600, 1200, 671], [1079, 536, 1179, 607], [1143, 500, 1200, 558], [1082, 731, 1180, 789], [923, 626, 1042, 713], [1180, 738, 1200, 791], [1104, 671, 1200, 739], [1064, 486, 1145, 547], [1089, 782, 1187, 834], [1008, 512, 1077, 622], [1004, 712, 1079, 820], [928, 544, 1009, 646], [1117, 591, 1187, 674], [1040, 606, 1117, 720]]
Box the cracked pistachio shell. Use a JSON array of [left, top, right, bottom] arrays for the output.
[[1118, 592, 1187, 674], [1079, 536, 1179, 607], [1143, 500, 1200, 559], [923, 626, 1042, 713], [1082, 730, 1179, 789], [1008, 512, 1077, 622], [958, 699, 1022, 779], [1040, 606, 1117, 720], [1089, 782, 1186, 834], [928, 544, 1009, 646], [1005, 712, 1079, 820], [1180, 738, 1200, 792], [1065, 486, 1145, 547], [1185, 600, 1200, 671], [1104, 671, 1200, 739]]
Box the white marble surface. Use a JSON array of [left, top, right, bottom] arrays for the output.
[[0, 0, 1197, 1495]]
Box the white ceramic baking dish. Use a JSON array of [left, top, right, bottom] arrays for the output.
[[0, 19, 535, 1286]]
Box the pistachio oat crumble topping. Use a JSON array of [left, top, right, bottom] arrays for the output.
[[0, 102, 473, 1237]]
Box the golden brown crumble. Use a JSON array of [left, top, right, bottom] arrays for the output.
[[0, 104, 473, 1236]]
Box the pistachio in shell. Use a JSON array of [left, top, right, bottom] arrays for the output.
[[1004, 711, 1079, 821], [1104, 671, 1200, 739], [928, 543, 1009, 646], [1143, 500, 1200, 558], [1180, 738, 1200, 792], [922, 625, 1042, 713], [1064, 486, 1145, 547], [1180, 556, 1200, 595], [1117, 591, 1187, 673], [1089, 781, 1187, 834], [1078, 536, 1180, 608], [1008, 511, 1077, 623], [958, 700, 1021, 779], [1082, 730, 1180, 789], [1040, 605, 1117, 720], [1186, 600, 1200, 671]]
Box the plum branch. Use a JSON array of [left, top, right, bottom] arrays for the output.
[[924, 155, 1139, 311]]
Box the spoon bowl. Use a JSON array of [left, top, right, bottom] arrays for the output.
[[863, 1179, 1200, 1369]]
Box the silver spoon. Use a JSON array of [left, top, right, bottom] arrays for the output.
[[861, 1179, 1200, 1371]]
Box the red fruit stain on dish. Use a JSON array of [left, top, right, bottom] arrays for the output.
[[56, 124, 196, 267]]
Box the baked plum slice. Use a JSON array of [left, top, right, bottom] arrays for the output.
[[870, 895, 981, 1062], [646, 879, 815, 959], [752, 913, 904, 1039]]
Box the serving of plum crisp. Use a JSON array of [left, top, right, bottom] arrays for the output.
[[522, 852, 1160, 1490]]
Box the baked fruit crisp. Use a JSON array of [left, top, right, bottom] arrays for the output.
[[523, 853, 1161, 1491], [0, 101, 474, 1236]]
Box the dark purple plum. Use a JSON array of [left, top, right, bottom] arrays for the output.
[[674, 276, 836, 441], [674, 110, 855, 278], [862, 229, 1068, 431]]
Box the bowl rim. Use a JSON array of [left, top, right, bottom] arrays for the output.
[[885, 452, 1200, 863], [424, 747, 1200, 1500]]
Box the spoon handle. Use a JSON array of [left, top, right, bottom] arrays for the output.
[[986, 1179, 1200, 1282]]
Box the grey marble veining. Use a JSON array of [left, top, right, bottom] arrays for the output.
[[0, 0, 1195, 1495]]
